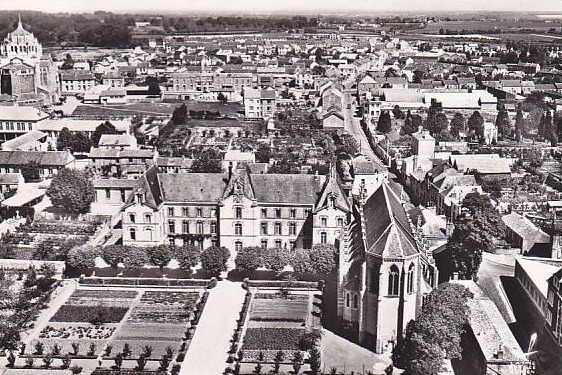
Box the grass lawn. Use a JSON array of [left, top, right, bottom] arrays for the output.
[[320, 329, 391, 375]]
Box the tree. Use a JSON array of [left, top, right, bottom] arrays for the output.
[[392, 283, 473, 374], [449, 113, 466, 140], [514, 106, 526, 137], [292, 351, 304, 374], [392, 105, 404, 120], [235, 246, 263, 272], [335, 133, 359, 157], [20, 160, 41, 182], [147, 244, 174, 270], [136, 355, 148, 371], [70, 132, 92, 153], [102, 245, 127, 268], [66, 245, 100, 269], [191, 148, 222, 173], [57, 127, 73, 150], [400, 110, 416, 136], [171, 104, 188, 125], [425, 99, 443, 135], [308, 347, 321, 374], [201, 245, 230, 276], [175, 244, 201, 271], [217, 92, 228, 103], [377, 111, 392, 134], [0, 321, 20, 352], [147, 82, 161, 96], [91, 121, 118, 147], [467, 111, 485, 140], [61, 53, 74, 70], [46, 168, 95, 215], [263, 247, 287, 272], [123, 247, 149, 270], [308, 244, 338, 276], [495, 104, 511, 139], [255, 143, 271, 163], [436, 193, 503, 280]]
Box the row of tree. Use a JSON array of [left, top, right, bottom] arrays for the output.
[[67, 243, 231, 277], [234, 244, 337, 277]]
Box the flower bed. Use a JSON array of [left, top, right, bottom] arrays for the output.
[[19, 220, 98, 236], [254, 293, 309, 300], [39, 325, 116, 340], [240, 349, 296, 364], [242, 328, 305, 351], [127, 291, 200, 323], [115, 323, 186, 341], [65, 289, 137, 308], [50, 305, 129, 323], [249, 299, 308, 323], [79, 277, 210, 287]]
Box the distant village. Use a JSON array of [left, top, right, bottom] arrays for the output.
[[2, 12, 562, 375]]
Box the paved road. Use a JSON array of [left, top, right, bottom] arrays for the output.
[[180, 280, 245, 375]]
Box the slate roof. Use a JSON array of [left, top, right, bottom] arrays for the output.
[[0, 151, 72, 167], [502, 212, 550, 245], [159, 173, 227, 203], [0, 106, 49, 121], [362, 183, 418, 258], [248, 174, 326, 205]]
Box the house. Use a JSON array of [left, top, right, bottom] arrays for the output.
[[59, 70, 97, 95], [502, 212, 550, 255], [337, 182, 437, 353], [98, 134, 138, 150], [0, 150, 75, 179], [1, 130, 48, 151], [37, 119, 129, 140], [322, 111, 345, 131], [0, 105, 50, 143], [0, 172, 23, 197], [448, 154, 513, 180], [244, 87, 277, 119], [93, 178, 139, 206], [451, 280, 531, 375]]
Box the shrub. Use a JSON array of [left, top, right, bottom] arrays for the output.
[[70, 365, 83, 374], [62, 354, 71, 369], [25, 357, 34, 368], [235, 246, 263, 272], [201, 246, 230, 276], [34, 341, 44, 355]]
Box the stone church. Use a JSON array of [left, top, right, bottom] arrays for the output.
[[0, 17, 60, 105], [337, 181, 438, 353]]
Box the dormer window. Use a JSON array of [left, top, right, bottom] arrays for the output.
[[136, 193, 143, 204]]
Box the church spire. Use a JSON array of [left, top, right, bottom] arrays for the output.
[[17, 14, 22, 29]]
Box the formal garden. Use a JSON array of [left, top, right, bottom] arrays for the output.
[[225, 283, 323, 375], [5, 286, 210, 375]]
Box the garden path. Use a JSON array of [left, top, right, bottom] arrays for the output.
[[180, 280, 245, 375]]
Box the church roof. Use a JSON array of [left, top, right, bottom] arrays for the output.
[[10, 17, 33, 37], [362, 183, 419, 258]]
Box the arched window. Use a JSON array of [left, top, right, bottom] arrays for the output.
[[129, 227, 136, 241], [144, 213, 152, 223], [388, 265, 400, 296], [407, 263, 415, 295], [346, 293, 350, 308], [129, 213, 135, 223], [353, 294, 358, 309]]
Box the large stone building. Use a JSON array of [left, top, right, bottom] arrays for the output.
[[337, 182, 438, 353], [121, 165, 349, 251], [0, 17, 60, 105]]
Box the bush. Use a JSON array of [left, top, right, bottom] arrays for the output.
[[201, 246, 230, 276], [235, 246, 263, 272]]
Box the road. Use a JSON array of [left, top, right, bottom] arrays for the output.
[[341, 77, 385, 167]]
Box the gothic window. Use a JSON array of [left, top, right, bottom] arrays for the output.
[[353, 294, 359, 309], [407, 263, 415, 295], [388, 265, 400, 296], [346, 293, 350, 308]]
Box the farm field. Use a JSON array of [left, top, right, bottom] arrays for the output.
[[12, 286, 209, 374], [415, 19, 562, 34]]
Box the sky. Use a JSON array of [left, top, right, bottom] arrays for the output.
[[1, 0, 562, 14]]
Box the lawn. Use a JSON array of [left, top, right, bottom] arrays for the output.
[[115, 323, 187, 341]]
